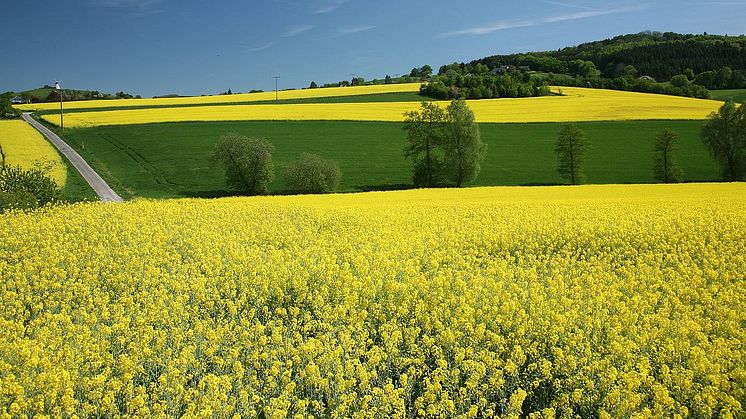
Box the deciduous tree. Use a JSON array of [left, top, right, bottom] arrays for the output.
[[701, 101, 746, 181], [284, 153, 340, 194], [670, 75, 690, 89], [555, 124, 590, 185], [210, 134, 274, 195], [0, 97, 20, 119], [403, 102, 447, 187], [653, 129, 684, 183], [443, 100, 486, 186]]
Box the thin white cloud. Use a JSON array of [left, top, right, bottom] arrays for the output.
[[543, 9, 627, 23], [542, 0, 594, 10], [441, 19, 536, 36], [244, 24, 313, 54], [315, 0, 348, 14], [687, 0, 746, 4], [92, 0, 162, 8], [283, 24, 314, 37], [339, 25, 376, 35], [315, 5, 339, 13], [440, 6, 646, 38], [90, 0, 165, 16], [244, 42, 275, 53]]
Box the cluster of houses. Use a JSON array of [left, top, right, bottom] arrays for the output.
[[487, 65, 658, 81], [491, 65, 531, 75], [10, 96, 30, 105]]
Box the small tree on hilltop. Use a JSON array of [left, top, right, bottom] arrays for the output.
[[653, 129, 684, 183], [701, 100, 746, 181], [210, 134, 274, 195], [403, 102, 448, 187], [555, 124, 590, 185], [443, 100, 486, 187]]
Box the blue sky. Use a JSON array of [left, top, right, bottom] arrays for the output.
[[1, 0, 744, 97]]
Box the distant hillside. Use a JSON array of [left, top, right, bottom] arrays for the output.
[[6, 86, 141, 103], [473, 32, 746, 82], [420, 32, 746, 100]]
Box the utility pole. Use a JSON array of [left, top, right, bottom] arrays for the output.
[[55, 81, 64, 131], [273, 76, 280, 101]]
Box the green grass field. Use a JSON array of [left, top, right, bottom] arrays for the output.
[[61, 161, 98, 202], [20, 87, 54, 101], [709, 89, 746, 103], [57, 120, 719, 199]]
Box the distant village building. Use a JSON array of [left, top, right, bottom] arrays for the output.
[[491, 66, 511, 75], [638, 75, 656, 82], [10, 96, 28, 104], [490, 65, 530, 76]]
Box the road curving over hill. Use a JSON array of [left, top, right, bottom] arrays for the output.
[[22, 113, 123, 202]]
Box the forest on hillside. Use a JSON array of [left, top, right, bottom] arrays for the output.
[[475, 32, 746, 84], [416, 32, 745, 100]]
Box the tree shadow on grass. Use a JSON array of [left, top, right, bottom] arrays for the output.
[[178, 183, 446, 199], [519, 182, 566, 187], [179, 189, 238, 199], [353, 184, 415, 192]]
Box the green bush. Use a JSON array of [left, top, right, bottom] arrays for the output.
[[411, 158, 446, 188], [0, 163, 63, 212], [210, 134, 274, 196], [0, 190, 38, 211], [283, 153, 341, 194]]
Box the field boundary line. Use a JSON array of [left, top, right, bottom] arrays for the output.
[[21, 113, 123, 202]]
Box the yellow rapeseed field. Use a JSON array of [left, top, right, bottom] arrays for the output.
[[14, 83, 423, 112], [40, 87, 725, 128], [1, 183, 744, 417], [0, 120, 67, 186]]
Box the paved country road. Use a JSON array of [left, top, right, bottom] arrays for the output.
[[22, 113, 123, 202]]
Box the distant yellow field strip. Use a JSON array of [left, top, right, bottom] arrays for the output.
[[15, 83, 423, 111], [0, 120, 67, 186], [40, 87, 725, 128]]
